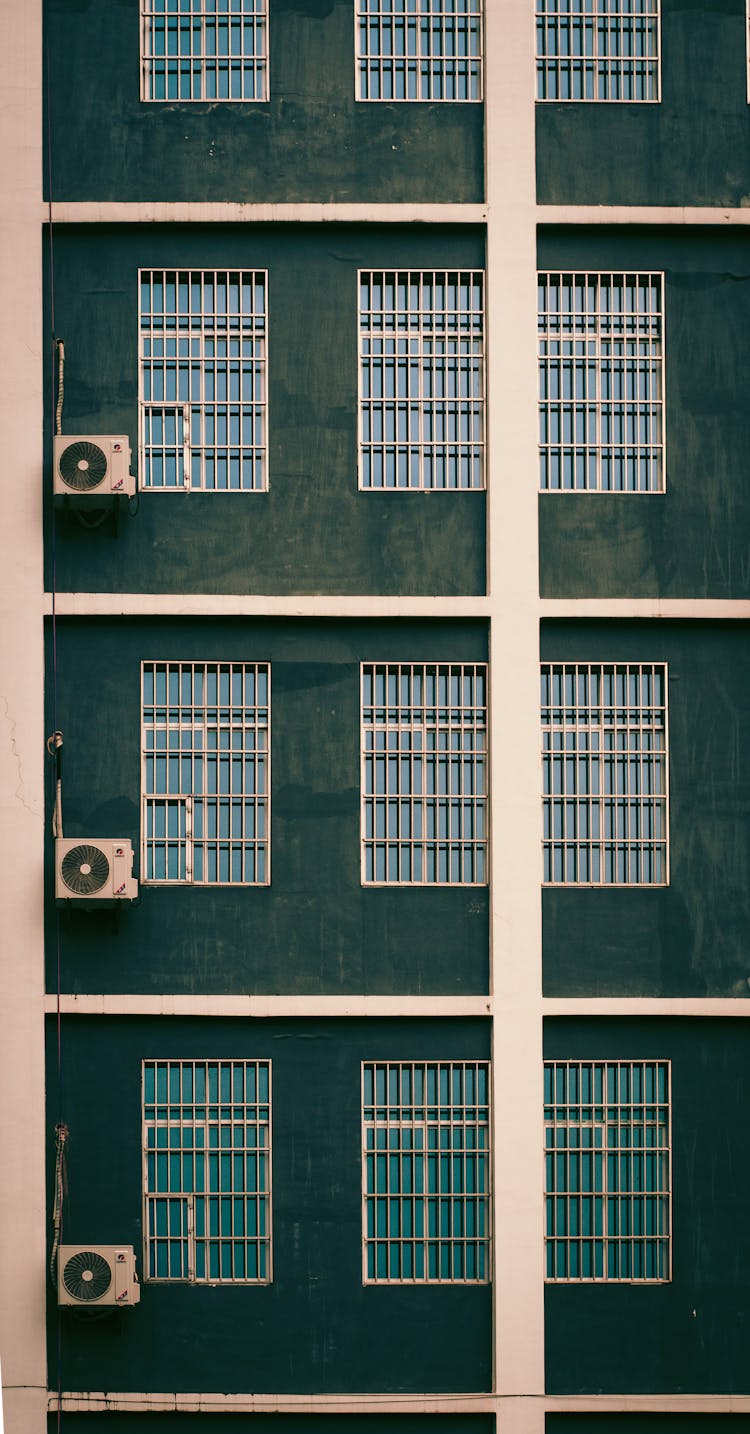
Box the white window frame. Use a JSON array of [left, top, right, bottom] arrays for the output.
[[140, 0, 269, 103], [541, 661, 669, 886], [362, 1059, 491, 1284], [538, 271, 665, 495], [142, 1058, 272, 1284], [358, 270, 486, 492], [141, 660, 271, 886], [545, 1058, 672, 1283], [139, 269, 268, 493], [361, 661, 488, 885], [355, 0, 483, 102], [536, 1, 661, 103]]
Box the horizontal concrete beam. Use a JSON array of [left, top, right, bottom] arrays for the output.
[[42, 593, 750, 620], [45, 994, 750, 1018], [44, 201, 750, 228], [51, 1391, 750, 1415]]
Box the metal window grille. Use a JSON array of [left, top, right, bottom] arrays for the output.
[[536, 1, 660, 102], [139, 270, 267, 492], [141, 0, 268, 102], [545, 1059, 671, 1281], [362, 663, 487, 884], [142, 661, 270, 884], [541, 662, 668, 885], [359, 271, 485, 491], [538, 272, 664, 493], [143, 1059, 271, 1282], [362, 1061, 490, 1282], [356, 0, 482, 101]]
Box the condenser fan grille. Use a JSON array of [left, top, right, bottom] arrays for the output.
[[61, 844, 110, 895], [62, 1250, 113, 1302], [58, 441, 108, 491]]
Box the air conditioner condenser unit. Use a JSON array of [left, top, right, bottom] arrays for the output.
[[58, 1245, 140, 1307], [55, 837, 138, 903], [53, 435, 135, 500]]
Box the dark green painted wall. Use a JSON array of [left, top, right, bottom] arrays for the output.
[[45, 225, 486, 597], [536, 2, 750, 206], [538, 228, 750, 600], [44, 0, 483, 202], [544, 1019, 750, 1394], [541, 621, 750, 998], [547, 1420, 750, 1433], [47, 1016, 492, 1393], [46, 618, 489, 995]]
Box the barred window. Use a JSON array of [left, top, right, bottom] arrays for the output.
[[545, 1060, 671, 1281], [536, 1, 660, 102], [539, 272, 664, 493], [142, 661, 270, 884], [143, 1059, 271, 1282], [359, 271, 485, 491], [541, 663, 668, 885], [363, 1061, 490, 1282], [139, 270, 267, 492], [357, 0, 482, 101], [141, 1, 268, 102], [362, 663, 487, 884]]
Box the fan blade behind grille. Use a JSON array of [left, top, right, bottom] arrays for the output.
[[62, 1250, 113, 1302], [58, 441, 108, 491], [60, 844, 110, 895]]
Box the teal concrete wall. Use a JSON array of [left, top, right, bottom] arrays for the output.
[[47, 1016, 492, 1393], [45, 225, 486, 597], [538, 228, 750, 600], [541, 621, 750, 998], [44, 0, 483, 203], [545, 1019, 750, 1394], [548, 1420, 750, 1433], [46, 618, 489, 995], [536, 2, 750, 207]]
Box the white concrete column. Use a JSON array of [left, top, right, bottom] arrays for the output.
[[0, 2, 47, 1432], [498, 1399, 546, 1434], [485, 0, 545, 1424]]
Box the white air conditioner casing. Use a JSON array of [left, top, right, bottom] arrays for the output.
[[58, 1245, 140, 1307], [54, 435, 135, 499], [55, 837, 138, 903]]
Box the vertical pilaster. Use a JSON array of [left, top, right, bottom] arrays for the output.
[[485, 1, 545, 1427], [0, 2, 47, 1431]]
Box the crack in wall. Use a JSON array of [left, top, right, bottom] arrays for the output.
[[0, 695, 43, 821]]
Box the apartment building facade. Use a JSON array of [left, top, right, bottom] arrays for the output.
[[1, 3, 750, 1434]]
